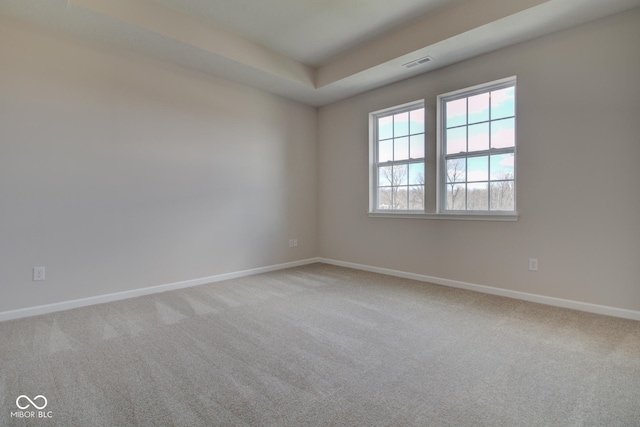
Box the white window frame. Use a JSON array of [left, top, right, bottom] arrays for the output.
[[367, 77, 518, 222], [436, 76, 518, 217], [369, 100, 426, 213]]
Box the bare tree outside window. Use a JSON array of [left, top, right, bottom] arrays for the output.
[[446, 158, 465, 210], [490, 172, 514, 210], [378, 165, 407, 209], [409, 172, 424, 210]]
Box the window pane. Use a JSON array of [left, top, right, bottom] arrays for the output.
[[490, 181, 514, 210], [491, 87, 515, 119], [467, 156, 488, 182], [371, 103, 426, 213], [378, 187, 392, 210], [437, 79, 515, 214], [394, 112, 409, 137], [378, 138, 393, 162], [393, 164, 408, 186], [468, 123, 489, 152], [490, 153, 515, 180], [446, 183, 466, 210], [409, 185, 424, 210], [378, 166, 392, 186], [446, 98, 466, 128], [394, 137, 409, 161], [446, 127, 466, 154], [378, 115, 393, 140], [394, 186, 408, 209], [491, 118, 515, 149], [467, 182, 488, 210], [409, 108, 424, 134], [468, 92, 489, 124], [409, 162, 424, 185], [446, 158, 466, 183], [409, 134, 424, 159]]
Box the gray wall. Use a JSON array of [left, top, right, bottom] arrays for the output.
[[2, 9, 639, 315], [317, 9, 640, 311], [0, 18, 317, 312]]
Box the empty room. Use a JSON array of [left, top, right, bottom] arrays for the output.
[[1, 0, 639, 425]]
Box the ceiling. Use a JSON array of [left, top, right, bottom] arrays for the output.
[[152, 0, 468, 67], [2, 0, 640, 106]]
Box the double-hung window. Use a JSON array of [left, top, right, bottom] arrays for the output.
[[370, 101, 425, 211], [438, 77, 516, 213], [368, 77, 517, 220]]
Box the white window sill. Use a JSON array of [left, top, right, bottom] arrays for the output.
[[368, 211, 519, 221]]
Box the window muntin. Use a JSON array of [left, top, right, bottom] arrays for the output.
[[439, 79, 516, 213], [372, 103, 425, 211]]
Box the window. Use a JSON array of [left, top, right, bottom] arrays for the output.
[[370, 101, 425, 211], [438, 77, 516, 213], [368, 77, 517, 221]]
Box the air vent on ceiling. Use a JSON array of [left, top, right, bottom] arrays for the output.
[[403, 56, 433, 69]]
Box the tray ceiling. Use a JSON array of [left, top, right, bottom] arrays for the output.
[[1, 0, 639, 106]]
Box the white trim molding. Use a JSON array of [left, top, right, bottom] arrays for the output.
[[0, 258, 320, 322], [317, 258, 640, 322], [3, 257, 638, 323], [368, 212, 518, 221]]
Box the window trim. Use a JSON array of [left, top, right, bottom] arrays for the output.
[[367, 76, 519, 221], [436, 76, 517, 215], [368, 211, 518, 221], [369, 100, 425, 213]]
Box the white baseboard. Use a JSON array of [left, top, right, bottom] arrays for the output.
[[0, 258, 319, 322], [317, 258, 640, 322], [3, 257, 638, 323]]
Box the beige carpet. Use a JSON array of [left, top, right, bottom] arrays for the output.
[[1, 263, 639, 426]]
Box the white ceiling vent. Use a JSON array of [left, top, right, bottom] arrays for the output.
[[403, 56, 433, 69]]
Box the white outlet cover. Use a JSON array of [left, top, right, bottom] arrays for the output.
[[33, 266, 46, 281]]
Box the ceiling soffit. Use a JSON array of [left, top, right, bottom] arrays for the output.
[[2, 0, 639, 106]]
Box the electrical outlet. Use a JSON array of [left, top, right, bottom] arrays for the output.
[[33, 266, 46, 281], [528, 258, 538, 271], [289, 239, 299, 248]]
